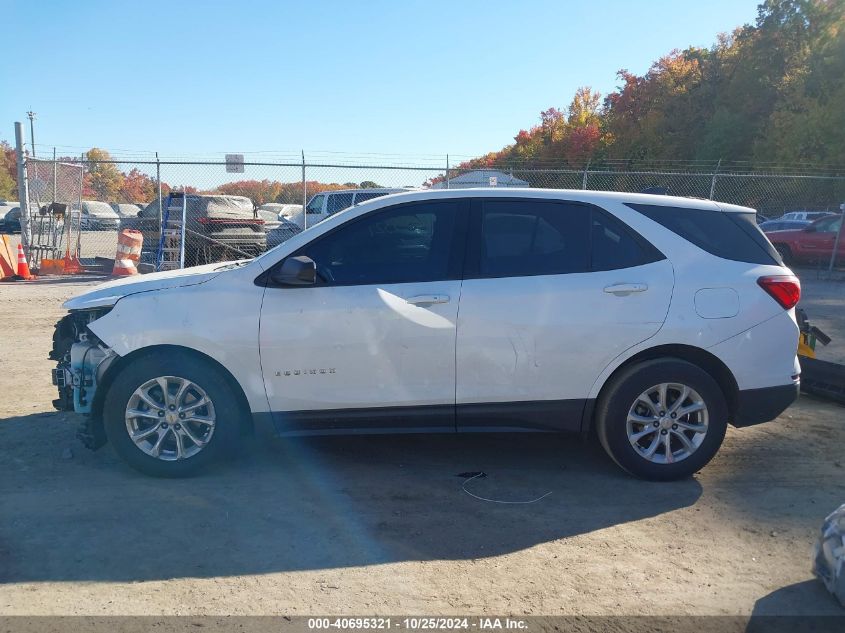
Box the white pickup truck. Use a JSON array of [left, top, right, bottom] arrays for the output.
[[301, 188, 407, 227]]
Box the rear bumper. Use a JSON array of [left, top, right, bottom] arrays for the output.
[[732, 382, 800, 427]]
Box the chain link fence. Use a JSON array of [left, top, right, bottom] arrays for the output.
[[23, 158, 84, 264], [15, 156, 845, 270]]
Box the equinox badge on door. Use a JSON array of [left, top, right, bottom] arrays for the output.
[[275, 368, 336, 377]]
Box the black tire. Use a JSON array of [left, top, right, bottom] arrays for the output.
[[595, 358, 729, 481], [103, 351, 242, 477], [773, 243, 793, 265]]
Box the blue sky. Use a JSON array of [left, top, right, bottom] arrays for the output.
[[1, 0, 761, 161]]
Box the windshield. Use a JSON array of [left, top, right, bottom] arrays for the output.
[[814, 216, 842, 232], [84, 201, 118, 217], [306, 195, 325, 214]]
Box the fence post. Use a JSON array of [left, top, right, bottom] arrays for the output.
[[301, 150, 307, 230], [156, 153, 162, 235], [446, 154, 450, 189], [709, 158, 722, 200], [14, 122, 31, 256], [582, 159, 591, 190], [52, 147, 57, 203], [829, 201, 845, 272]]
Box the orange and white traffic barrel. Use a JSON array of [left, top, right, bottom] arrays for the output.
[[112, 229, 144, 276]]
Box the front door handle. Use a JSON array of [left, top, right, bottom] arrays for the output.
[[604, 283, 648, 296], [406, 294, 450, 305]]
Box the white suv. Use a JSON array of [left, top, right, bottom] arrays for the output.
[[52, 189, 801, 480]]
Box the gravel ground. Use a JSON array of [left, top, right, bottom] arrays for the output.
[[0, 276, 843, 618]]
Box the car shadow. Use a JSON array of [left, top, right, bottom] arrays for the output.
[[0, 411, 702, 583], [746, 580, 843, 632]]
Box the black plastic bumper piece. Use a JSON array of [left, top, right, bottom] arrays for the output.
[[732, 382, 800, 427], [77, 414, 107, 450], [800, 357, 845, 405]]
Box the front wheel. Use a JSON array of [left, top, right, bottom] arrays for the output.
[[595, 359, 729, 481], [103, 352, 242, 477]]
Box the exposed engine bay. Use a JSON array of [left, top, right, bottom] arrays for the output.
[[50, 308, 116, 449]]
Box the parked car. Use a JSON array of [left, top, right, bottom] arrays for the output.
[[759, 219, 812, 233], [111, 203, 144, 218], [74, 201, 121, 230], [767, 214, 844, 265], [122, 194, 267, 266], [52, 189, 800, 480], [0, 206, 21, 233], [303, 188, 407, 226], [779, 210, 837, 222], [257, 203, 304, 224], [265, 218, 303, 249]]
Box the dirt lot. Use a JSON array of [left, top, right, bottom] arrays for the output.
[[0, 275, 843, 617]]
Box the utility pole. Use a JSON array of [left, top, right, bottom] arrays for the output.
[[26, 111, 36, 157], [14, 122, 31, 255]]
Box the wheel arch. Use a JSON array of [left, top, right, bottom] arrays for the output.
[[91, 344, 255, 443], [582, 344, 739, 434]]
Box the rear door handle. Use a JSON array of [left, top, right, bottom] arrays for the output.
[[603, 283, 648, 296], [406, 294, 450, 305]]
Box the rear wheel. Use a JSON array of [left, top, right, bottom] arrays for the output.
[[595, 359, 729, 481], [103, 352, 242, 477]]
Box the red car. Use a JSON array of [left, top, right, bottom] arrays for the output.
[[766, 214, 844, 265]]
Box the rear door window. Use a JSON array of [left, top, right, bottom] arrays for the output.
[[626, 203, 781, 265], [470, 199, 663, 278], [327, 193, 354, 215], [477, 200, 590, 277], [354, 191, 391, 204]]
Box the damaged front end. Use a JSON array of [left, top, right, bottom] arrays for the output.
[[50, 308, 117, 449]]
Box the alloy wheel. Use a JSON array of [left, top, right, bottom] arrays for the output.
[[125, 376, 216, 461], [625, 382, 709, 465]]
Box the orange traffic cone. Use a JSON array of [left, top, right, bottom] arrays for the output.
[[14, 243, 33, 280]]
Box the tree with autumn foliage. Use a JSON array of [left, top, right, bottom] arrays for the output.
[[119, 168, 157, 202], [450, 0, 843, 172], [83, 148, 124, 200], [217, 179, 285, 205], [216, 179, 361, 205], [4, 1, 841, 205]]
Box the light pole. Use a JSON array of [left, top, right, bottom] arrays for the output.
[[26, 110, 36, 157]]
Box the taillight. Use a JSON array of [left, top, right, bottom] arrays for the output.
[[757, 275, 801, 309]]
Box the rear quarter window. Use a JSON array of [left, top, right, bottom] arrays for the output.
[[626, 203, 782, 266]]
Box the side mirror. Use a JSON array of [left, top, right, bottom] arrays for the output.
[[271, 255, 316, 286]]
